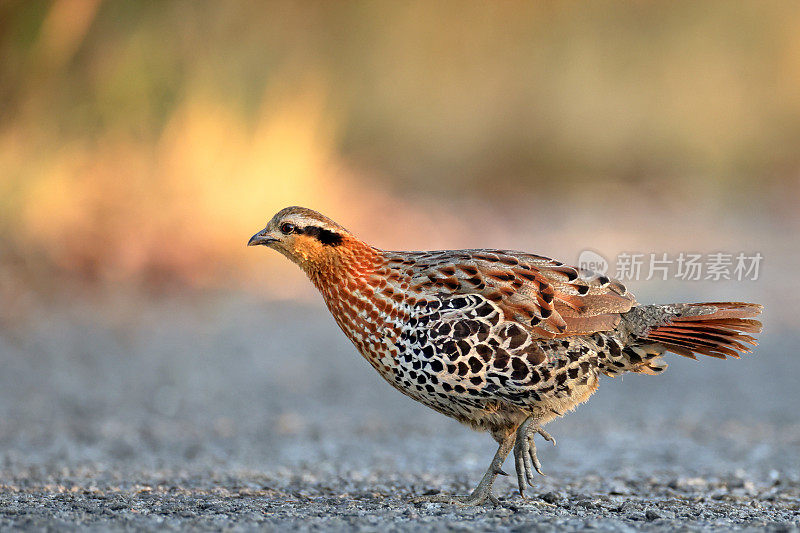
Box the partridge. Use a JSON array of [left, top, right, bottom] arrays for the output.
[[248, 206, 763, 504]]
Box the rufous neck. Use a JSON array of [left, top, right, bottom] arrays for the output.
[[304, 236, 382, 293]]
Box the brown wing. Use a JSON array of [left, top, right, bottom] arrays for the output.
[[395, 249, 636, 339]]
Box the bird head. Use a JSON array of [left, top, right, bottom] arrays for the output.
[[248, 206, 352, 271]]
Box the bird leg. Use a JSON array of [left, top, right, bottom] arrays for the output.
[[411, 431, 516, 506], [513, 416, 556, 498]]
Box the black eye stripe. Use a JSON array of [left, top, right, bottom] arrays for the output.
[[299, 225, 343, 246]]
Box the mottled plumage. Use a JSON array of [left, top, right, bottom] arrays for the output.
[[248, 206, 763, 505]]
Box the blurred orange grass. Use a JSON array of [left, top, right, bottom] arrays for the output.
[[8, 85, 344, 285]]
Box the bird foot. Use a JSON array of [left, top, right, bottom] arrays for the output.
[[412, 490, 555, 508], [518, 495, 557, 507], [410, 489, 501, 507], [411, 466, 508, 506], [513, 417, 557, 498]]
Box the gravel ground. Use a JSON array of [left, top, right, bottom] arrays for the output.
[[0, 292, 798, 531]]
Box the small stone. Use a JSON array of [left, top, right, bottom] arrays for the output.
[[727, 478, 745, 489], [576, 499, 598, 509], [540, 492, 559, 504], [645, 509, 662, 521]]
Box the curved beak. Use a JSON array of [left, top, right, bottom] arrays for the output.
[[247, 229, 278, 247]]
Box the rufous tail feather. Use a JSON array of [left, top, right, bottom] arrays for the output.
[[643, 302, 762, 360]]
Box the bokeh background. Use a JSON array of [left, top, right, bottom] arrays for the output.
[[1, 1, 799, 528], [2, 1, 800, 295]]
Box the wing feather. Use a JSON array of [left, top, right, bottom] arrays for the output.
[[392, 249, 636, 339]]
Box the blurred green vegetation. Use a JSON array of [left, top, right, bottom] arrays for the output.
[[0, 1, 798, 285]]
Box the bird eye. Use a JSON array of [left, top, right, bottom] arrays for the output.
[[280, 222, 296, 235]]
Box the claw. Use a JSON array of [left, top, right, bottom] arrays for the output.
[[529, 444, 546, 476], [515, 447, 526, 496], [495, 467, 509, 476], [523, 444, 535, 486], [537, 428, 556, 446], [513, 417, 557, 496]]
